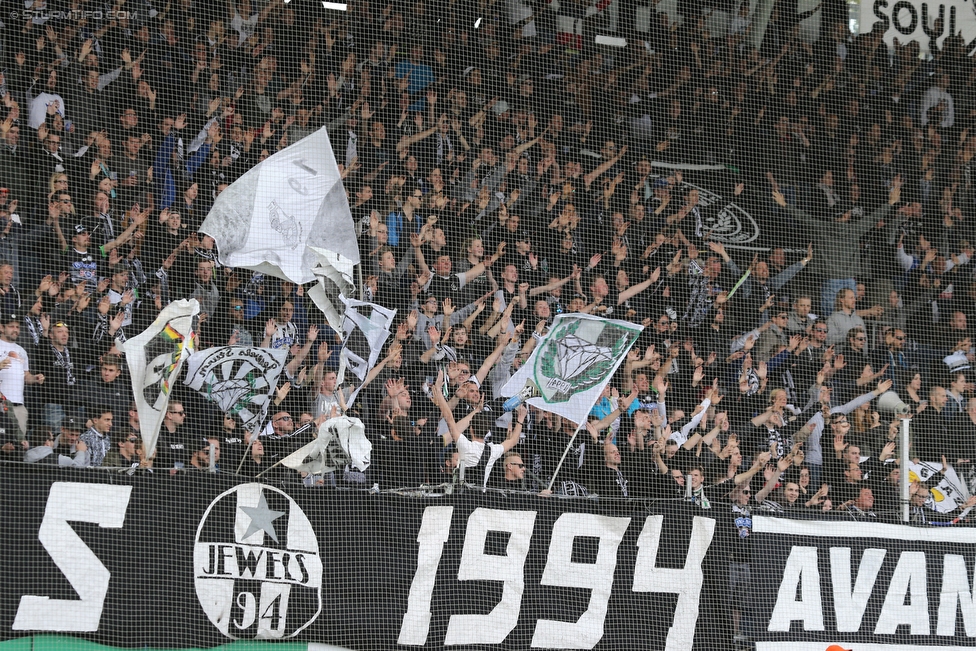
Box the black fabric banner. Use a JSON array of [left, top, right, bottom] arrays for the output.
[[0, 464, 733, 650], [751, 514, 976, 649]]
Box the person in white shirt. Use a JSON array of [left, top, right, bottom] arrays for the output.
[[0, 313, 45, 440], [431, 369, 524, 488]]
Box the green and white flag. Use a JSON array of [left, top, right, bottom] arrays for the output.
[[501, 314, 643, 425], [183, 346, 288, 433]]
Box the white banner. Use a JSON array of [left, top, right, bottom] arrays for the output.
[[279, 415, 371, 476], [337, 296, 396, 408], [121, 299, 199, 457], [859, 0, 976, 54], [182, 346, 288, 433], [501, 314, 642, 425], [200, 127, 360, 333]]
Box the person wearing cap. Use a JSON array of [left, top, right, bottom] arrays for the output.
[[190, 436, 221, 471], [34, 319, 79, 430], [104, 263, 137, 333], [52, 417, 89, 467], [0, 312, 44, 440], [80, 406, 114, 467], [53, 207, 147, 292]]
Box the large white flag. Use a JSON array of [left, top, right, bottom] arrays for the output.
[[279, 416, 371, 475], [183, 346, 288, 433], [338, 295, 396, 408], [200, 127, 360, 333], [501, 314, 643, 425], [121, 299, 199, 457]]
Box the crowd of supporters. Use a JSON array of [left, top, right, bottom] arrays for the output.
[[1, 0, 975, 548]]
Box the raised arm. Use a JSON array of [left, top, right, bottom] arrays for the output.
[[583, 145, 628, 189], [432, 370, 464, 444], [102, 209, 147, 253], [589, 389, 638, 431], [396, 126, 437, 154], [831, 379, 892, 414], [735, 451, 770, 486], [528, 266, 579, 297], [473, 327, 515, 386], [618, 266, 661, 304], [501, 405, 527, 453]]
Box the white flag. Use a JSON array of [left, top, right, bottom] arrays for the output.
[[501, 314, 643, 425], [908, 460, 972, 513], [183, 346, 288, 433], [279, 416, 371, 475], [121, 299, 199, 458], [200, 127, 360, 333], [338, 295, 396, 408]]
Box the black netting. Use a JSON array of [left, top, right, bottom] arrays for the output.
[[1, 1, 976, 649]]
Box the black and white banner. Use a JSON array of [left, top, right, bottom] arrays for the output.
[[183, 346, 288, 432], [121, 298, 199, 458], [751, 515, 976, 650], [5, 466, 976, 650], [860, 0, 976, 54], [0, 465, 729, 650], [337, 296, 396, 408]]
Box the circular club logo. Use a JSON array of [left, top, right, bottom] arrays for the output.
[[194, 483, 322, 639]]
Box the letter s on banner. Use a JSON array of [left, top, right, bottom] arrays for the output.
[[444, 508, 536, 645], [531, 513, 631, 649], [13, 482, 133, 631], [632, 515, 715, 651]]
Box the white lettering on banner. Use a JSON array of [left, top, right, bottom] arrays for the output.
[[397, 508, 714, 648], [875, 552, 930, 635], [444, 509, 536, 645], [398, 506, 454, 645], [937, 555, 976, 636], [13, 482, 132, 631], [530, 514, 631, 649], [830, 547, 887, 632], [632, 515, 715, 651], [769, 547, 825, 632], [860, 0, 976, 54]]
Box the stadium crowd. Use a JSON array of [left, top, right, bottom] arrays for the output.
[[0, 0, 975, 550]]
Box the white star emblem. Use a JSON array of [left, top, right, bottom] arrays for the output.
[[239, 491, 285, 543]]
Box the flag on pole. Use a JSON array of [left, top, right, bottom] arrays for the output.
[[200, 127, 360, 333], [501, 314, 643, 425], [337, 295, 396, 408], [279, 415, 371, 476], [121, 299, 199, 457], [182, 346, 288, 432]]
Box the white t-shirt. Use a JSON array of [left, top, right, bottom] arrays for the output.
[[0, 339, 29, 403], [456, 434, 505, 486]]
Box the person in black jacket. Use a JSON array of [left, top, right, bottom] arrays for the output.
[[81, 354, 132, 421], [912, 385, 956, 460]]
